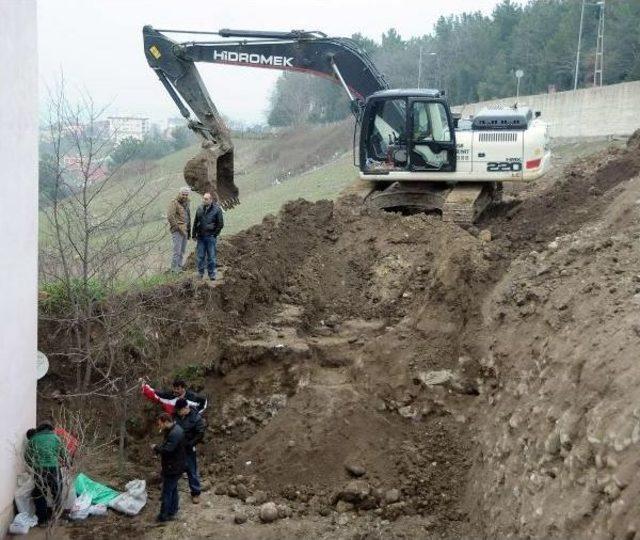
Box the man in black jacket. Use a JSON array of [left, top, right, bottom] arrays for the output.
[[174, 398, 206, 504], [192, 192, 224, 281], [152, 413, 186, 522]]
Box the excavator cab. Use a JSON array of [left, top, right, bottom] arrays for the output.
[[360, 90, 457, 175]]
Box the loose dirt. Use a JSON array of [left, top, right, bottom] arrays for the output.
[[38, 133, 640, 539]]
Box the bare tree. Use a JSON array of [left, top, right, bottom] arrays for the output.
[[38, 78, 171, 463], [39, 78, 167, 391]]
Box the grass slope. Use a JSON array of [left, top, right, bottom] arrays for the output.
[[224, 153, 357, 235]]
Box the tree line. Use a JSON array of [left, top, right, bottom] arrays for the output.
[[268, 0, 640, 126]]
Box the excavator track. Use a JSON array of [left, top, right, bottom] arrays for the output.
[[365, 181, 501, 224]]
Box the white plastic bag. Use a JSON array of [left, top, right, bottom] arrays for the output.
[[108, 479, 147, 516], [69, 492, 92, 521], [14, 473, 35, 515], [88, 504, 108, 516], [8, 512, 38, 535]]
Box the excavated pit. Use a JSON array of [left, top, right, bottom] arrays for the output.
[[182, 199, 496, 534], [40, 133, 640, 538]]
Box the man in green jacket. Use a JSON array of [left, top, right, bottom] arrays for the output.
[[25, 422, 67, 525]]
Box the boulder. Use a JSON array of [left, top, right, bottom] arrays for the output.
[[335, 500, 354, 513], [479, 229, 492, 242], [277, 504, 293, 519], [247, 490, 268, 505], [236, 483, 249, 501]]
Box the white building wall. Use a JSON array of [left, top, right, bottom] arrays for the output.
[[453, 81, 640, 138], [108, 116, 150, 143], [0, 0, 38, 535]]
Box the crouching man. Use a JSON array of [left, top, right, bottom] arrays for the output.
[[174, 398, 205, 504], [25, 422, 67, 526], [152, 413, 186, 522]]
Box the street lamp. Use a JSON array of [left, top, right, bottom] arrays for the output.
[[417, 47, 437, 89], [515, 69, 524, 100]]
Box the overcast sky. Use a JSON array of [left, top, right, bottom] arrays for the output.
[[38, 0, 508, 125]]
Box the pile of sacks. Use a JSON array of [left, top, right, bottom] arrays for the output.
[[9, 472, 147, 535]]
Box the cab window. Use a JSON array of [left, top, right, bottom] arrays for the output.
[[410, 101, 453, 170], [412, 101, 451, 142], [365, 99, 407, 169]]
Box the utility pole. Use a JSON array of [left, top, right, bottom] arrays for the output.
[[417, 47, 436, 89], [593, 0, 605, 86], [574, 0, 586, 91], [515, 69, 524, 100]]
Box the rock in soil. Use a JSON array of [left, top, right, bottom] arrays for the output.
[[246, 490, 268, 505], [259, 502, 279, 523], [384, 488, 401, 504], [339, 480, 371, 503], [345, 462, 366, 477]]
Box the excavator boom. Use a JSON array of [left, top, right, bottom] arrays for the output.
[[142, 26, 388, 208]]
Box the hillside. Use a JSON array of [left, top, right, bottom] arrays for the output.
[[107, 120, 354, 227], [39, 121, 356, 275]]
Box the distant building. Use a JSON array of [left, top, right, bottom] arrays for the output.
[[107, 116, 150, 144], [62, 155, 109, 185], [163, 117, 186, 139], [166, 116, 184, 130]]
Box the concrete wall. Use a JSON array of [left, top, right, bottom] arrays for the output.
[[0, 0, 38, 535], [453, 81, 640, 138]]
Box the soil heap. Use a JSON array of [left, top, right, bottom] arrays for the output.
[[39, 132, 640, 539]]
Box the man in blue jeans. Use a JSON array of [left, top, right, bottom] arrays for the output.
[[152, 413, 186, 522], [192, 192, 224, 280], [173, 398, 205, 504]]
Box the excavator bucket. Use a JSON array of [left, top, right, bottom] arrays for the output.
[[183, 141, 239, 209]]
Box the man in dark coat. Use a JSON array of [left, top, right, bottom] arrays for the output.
[[174, 398, 206, 504], [192, 192, 224, 280], [152, 413, 186, 522]]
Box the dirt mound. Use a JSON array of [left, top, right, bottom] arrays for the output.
[[627, 127, 640, 151], [39, 134, 640, 538], [192, 202, 493, 531], [466, 146, 640, 537], [480, 134, 640, 253], [187, 135, 640, 536]]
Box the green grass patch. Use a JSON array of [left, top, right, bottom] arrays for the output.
[[223, 153, 357, 235]]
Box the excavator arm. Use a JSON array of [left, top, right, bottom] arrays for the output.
[[142, 26, 388, 208]]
